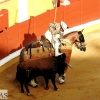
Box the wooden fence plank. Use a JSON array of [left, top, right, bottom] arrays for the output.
[[64, 1, 81, 27], [81, 6, 99, 24]]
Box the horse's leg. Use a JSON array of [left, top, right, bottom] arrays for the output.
[[62, 65, 68, 80], [49, 44, 53, 56], [58, 62, 72, 84], [29, 79, 38, 88], [58, 64, 69, 84], [58, 75, 65, 84], [42, 45, 45, 52]]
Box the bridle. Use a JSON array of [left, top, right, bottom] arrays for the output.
[[74, 33, 86, 51]]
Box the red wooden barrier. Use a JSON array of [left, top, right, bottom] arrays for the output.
[[0, 9, 8, 59], [19, 19, 30, 46], [70, 0, 78, 3], [0, 9, 8, 32], [64, 1, 81, 27], [19, 19, 38, 47], [32, 11, 50, 39], [81, 0, 99, 24], [49, 6, 64, 23], [7, 23, 20, 54], [0, 31, 8, 59], [0, 0, 100, 59], [99, 0, 100, 18]]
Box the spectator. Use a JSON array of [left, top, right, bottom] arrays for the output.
[[52, 0, 70, 8], [60, 0, 70, 6], [52, 0, 58, 8]]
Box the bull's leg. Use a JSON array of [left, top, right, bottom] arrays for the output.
[[20, 82, 24, 93], [51, 75, 58, 91], [24, 83, 30, 96], [44, 77, 49, 90], [29, 79, 38, 88]]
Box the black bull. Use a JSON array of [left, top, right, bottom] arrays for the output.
[[15, 53, 67, 96]]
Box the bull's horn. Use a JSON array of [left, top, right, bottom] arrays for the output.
[[66, 63, 72, 68]]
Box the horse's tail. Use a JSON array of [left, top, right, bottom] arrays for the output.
[[19, 47, 26, 63], [29, 47, 32, 59], [25, 43, 33, 59]]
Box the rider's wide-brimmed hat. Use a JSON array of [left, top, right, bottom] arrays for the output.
[[61, 21, 67, 30]]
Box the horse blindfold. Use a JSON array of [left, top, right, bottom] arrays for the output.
[[79, 34, 85, 42]]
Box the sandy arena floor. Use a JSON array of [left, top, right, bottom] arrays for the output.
[[0, 29, 100, 100]]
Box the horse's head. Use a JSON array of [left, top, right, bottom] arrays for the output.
[[74, 29, 86, 51], [62, 29, 86, 51]]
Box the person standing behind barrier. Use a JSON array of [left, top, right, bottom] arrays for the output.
[[60, 0, 70, 6], [52, 0, 70, 8]]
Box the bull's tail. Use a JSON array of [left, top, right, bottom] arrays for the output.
[[66, 63, 72, 68], [14, 64, 22, 82], [29, 47, 32, 59]]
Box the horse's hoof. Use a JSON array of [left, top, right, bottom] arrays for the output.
[[33, 85, 38, 88], [60, 82, 65, 84], [27, 93, 30, 96], [29, 83, 38, 88], [58, 77, 65, 84], [29, 80, 38, 87], [59, 82, 65, 84]]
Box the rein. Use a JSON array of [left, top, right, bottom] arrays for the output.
[[60, 39, 73, 46]]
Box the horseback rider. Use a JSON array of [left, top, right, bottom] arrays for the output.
[[48, 21, 68, 56]]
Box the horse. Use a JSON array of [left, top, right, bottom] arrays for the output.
[[19, 28, 86, 87], [58, 29, 86, 83]]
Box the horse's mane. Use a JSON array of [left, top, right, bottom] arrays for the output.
[[69, 31, 79, 34], [63, 29, 84, 37], [63, 31, 79, 38]]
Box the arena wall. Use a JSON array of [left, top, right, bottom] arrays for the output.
[[0, 0, 54, 27], [0, 0, 100, 72]]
